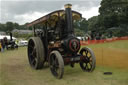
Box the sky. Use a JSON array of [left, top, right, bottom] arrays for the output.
[[0, 0, 102, 25]]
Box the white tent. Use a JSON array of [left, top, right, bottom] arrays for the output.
[[0, 35, 16, 40]]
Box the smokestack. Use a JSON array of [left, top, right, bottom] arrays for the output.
[[10, 32, 13, 41], [64, 4, 74, 35]]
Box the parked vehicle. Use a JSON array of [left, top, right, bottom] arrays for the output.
[[77, 37, 85, 41], [3, 33, 18, 50], [18, 40, 28, 46]]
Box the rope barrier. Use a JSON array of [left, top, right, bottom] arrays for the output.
[[80, 36, 128, 45]]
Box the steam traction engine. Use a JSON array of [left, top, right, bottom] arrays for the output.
[[27, 4, 96, 79]]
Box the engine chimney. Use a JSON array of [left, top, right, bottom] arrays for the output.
[[10, 32, 13, 41], [64, 4, 74, 35]]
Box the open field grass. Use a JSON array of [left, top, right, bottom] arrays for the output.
[[86, 40, 128, 68], [0, 40, 128, 85]]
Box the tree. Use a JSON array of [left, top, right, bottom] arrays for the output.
[[13, 23, 20, 29], [73, 18, 88, 32], [79, 18, 88, 32], [98, 0, 128, 36], [6, 22, 14, 32], [99, 0, 128, 27], [0, 23, 6, 31], [88, 16, 99, 31], [74, 28, 85, 36]]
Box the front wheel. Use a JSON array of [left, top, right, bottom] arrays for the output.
[[79, 47, 96, 72], [49, 51, 64, 79]]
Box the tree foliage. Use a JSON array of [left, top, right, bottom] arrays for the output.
[[74, 18, 88, 32], [0, 22, 29, 32]]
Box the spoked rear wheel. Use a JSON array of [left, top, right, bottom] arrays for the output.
[[49, 51, 64, 79], [28, 37, 45, 69], [80, 47, 96, 72]]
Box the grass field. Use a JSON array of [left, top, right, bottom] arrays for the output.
[[86, 40, 128, 69], [0, 40, 128, 85]]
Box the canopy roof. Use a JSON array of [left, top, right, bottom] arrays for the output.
[[27, 10, 82, 27], [0, 35, 16, 40]]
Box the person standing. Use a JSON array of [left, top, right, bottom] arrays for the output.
[[1, 39, 5, 52], [0, 40, 2, 52]]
